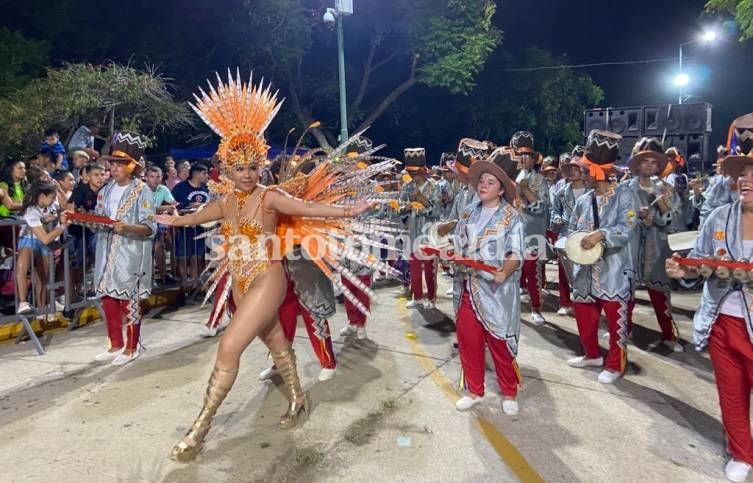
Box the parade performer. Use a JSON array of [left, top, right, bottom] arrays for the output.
[[400, 148, 442, 309], [452, 147, 525, 415], [549, 147, 588, 316], [565, 130, 641, 384], [510, 131, 549, 325], [157, 71, 398, 461], [666, 113, 753, 483], [340, 138, 380, 339], [625, 138, 683, 352], [89, 132, 155, 367], [701, 145, 738, 226]]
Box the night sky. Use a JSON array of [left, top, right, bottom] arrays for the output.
[[496, 0, 753, 146]]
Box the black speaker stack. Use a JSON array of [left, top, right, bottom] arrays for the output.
[[583, 103, 712, 172]]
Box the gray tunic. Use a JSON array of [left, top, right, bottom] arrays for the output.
[[452, 200, 525, 355], [627, 178, 673, 292], [518, 171, 550, 253], [700, 175, 737, 225], [550, 183, 588, 235], [399, 179, 441, 253], [94, 179, 156, 301], [690, 201, 753, 347], [566, 183, 641, 303]]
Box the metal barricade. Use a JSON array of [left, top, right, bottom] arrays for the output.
[[0, 217, 107, 355]]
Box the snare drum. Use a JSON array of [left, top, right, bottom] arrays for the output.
[[564, 231, 604, 265]]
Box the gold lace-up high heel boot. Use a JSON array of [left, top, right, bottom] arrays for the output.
[[170, 366, 237, 462], [271, 346, 310, 429]]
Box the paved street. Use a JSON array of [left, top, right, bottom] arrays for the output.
[[0, 266, 727, 483]]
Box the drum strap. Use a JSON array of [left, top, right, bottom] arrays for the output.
[[591, 193, 600, 229]]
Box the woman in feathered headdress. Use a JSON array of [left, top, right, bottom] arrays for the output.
[[157, 70, 399, 462]]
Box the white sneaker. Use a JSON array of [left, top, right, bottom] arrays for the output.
[[455, 395, 483, 411], [340, 324, 358, 337], [502, 399, 519, 415], [531, 311, 546, 325], [597, 370, 621, 384], [318, 367, 336, 381], [557, 307, 573, 316], [725, 459, 752, 482], [356, 326, 368, 340], [258, 365, 278, 381], [664, 340, 685, 353], [406, 299, 424, 309], [111, 350, 140, 366], [199, 312, 230, 338], [423, 300, 436, 310], [55, 300, 65, 312], [18, 301, 32, 314], [94, 349, 122, 362], [199, 325, 219, 338], [445, 287, 454, 297], [567, 356, 604, 368]]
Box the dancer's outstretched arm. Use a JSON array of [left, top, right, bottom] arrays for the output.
[[155, 199, 223, 227], [265, 190, 374, 218]]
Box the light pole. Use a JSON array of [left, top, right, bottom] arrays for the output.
[[324, 1, 354, 143], [676, 29, 717, 104]]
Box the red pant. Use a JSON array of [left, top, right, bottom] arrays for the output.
[[278, 281, 336, 369], [343, 274, 372, 327], [573, 298, 633, 373], [410, 253, 436, 301], [101, 296, 141, 351], [456, 288, 520, 397], [709, 314, 753, 465], [646, 288, 678, 342], [520, 256, 544, 311]]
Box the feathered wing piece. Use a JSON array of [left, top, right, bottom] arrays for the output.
[[271, 147, 405, 317]]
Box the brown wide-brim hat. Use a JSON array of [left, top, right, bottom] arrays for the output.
[[722, 155, 753, 178], [629, 151, 669, 176], [468, 161, 518, 206]]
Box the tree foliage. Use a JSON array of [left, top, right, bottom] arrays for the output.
[[705, 0, 753, 40], [0, 28, 49, 96], [236, 0, 501, 147], [0, 63, 192, 158]]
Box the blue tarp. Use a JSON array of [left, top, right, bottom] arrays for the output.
[[169, 145, 307, 160]]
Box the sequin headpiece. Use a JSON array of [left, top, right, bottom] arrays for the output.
[[190, 69, 283, 168]]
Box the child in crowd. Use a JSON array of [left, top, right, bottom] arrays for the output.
[[39, 128, 68, 170], [16, 182, 68, 318]]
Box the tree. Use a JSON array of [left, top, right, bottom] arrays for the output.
[[370, 47, 604, 159], [0, 62, 192, 158], [0, 28, 49, 96], [236, 0, 501, 148], [472, 47, 605, 154], [705, 0, 753, 40]]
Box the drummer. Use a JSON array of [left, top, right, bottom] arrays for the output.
[[510, 131, 550, 325], [565, 130, 641, 384], [550, 146, 588, 316], [452, 147, 525, 415], [701, 145, 738, 227], [625, 138, 683, 352], [665, 113, 753, 483]]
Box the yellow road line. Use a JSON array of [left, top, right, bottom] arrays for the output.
[[397, 299, 544, 483]]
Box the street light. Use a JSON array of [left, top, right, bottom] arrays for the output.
[[677, 29, 718, 104], [673, 73, 690, 87], [324, 1, 354, 143]]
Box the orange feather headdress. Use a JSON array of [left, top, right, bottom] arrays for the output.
[[190, 69, 283, 167]]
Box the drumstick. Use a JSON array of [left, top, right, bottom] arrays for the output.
[[648, 193, 666, 207]]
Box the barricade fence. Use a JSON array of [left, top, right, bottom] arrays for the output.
[[1, 214, 556, 355]]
